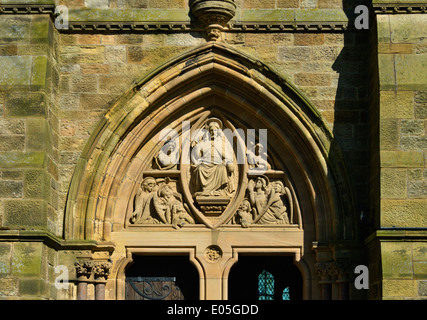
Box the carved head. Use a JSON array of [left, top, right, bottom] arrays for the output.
[[142, 177, 156, 192], [206, 118, 223, 139], [272, 181, 286, 195], [158, 184, 174, 197], [239, 199, 251, 212]]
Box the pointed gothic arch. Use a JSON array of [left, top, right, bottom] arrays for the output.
[[64, 41, 357, 242], [63, 42, 359, 299]]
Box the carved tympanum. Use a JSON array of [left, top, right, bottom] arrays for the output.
[[128, 114, 298, 229]]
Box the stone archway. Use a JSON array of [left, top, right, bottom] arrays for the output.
[[64, 42, 361, 300]]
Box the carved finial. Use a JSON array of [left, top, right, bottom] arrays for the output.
[[190, 0, 236, 41]]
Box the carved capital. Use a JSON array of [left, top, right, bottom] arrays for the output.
[[75, 260, 93, 280], [93, 261, 113, 281]]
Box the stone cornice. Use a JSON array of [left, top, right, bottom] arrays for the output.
[[0, 6, 352, 32], [372, 3, 427, 13], [0, 229, 115, 253]]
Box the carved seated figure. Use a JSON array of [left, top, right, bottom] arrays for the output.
[[190, 118, 235, 197]]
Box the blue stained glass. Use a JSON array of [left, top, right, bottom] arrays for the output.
[[258, 270, 274, 300], [282, 287, 290, 300]]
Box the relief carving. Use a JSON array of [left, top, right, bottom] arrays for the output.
[[154, 138, 179, 170], [130, 178, 195, 229], [242, 177, 291, 226], [128, 114, 299, 229], [190, 117, 235, 197]]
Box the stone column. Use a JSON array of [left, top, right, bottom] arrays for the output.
[[331, 261, 350, 300], [75, 260, 93, 300], [315, 262, 333, 300], [93, 261, 113, 300]]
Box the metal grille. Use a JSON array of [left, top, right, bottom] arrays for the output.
[[125, 277, 184, 300]]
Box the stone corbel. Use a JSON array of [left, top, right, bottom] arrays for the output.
[[190, 0, 236, 41]]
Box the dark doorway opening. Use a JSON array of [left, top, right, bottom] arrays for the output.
[[125, 255, 199, 300], [228, 255, 303, 300]]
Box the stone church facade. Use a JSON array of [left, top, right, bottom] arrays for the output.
[[0, 0, 426, 300]]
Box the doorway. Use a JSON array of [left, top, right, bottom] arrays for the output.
[[228, 255, 303, 300], [125, 255, 199, 300]]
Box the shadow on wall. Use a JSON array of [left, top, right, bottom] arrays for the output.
[[330, 0, 371, 242]]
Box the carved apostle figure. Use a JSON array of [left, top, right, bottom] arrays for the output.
[[129, 177, 158, 224], [248, 177, 290, 225], [247, 143, 271, 172], [190, 118, 235, 196], [258, 180, 290, 224], [153, 184, 195, 229], [155, 138, 179, 170]]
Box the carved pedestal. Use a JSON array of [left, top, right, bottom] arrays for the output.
[[196, 196, 230, 216]]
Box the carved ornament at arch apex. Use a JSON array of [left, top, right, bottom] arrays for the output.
[[128, 115, 300, 230]]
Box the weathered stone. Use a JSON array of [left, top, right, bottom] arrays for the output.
[[31, 16, 50, 44], [400, 136, 427, 150], [395, 54, 427, 90], [0, 16, 31, 44], [18, 279, 48, 297], [378, 54, 395, 90], [389, 14, 427, 44], [376, 15, 391, 43], [0, 243, 11, 275], [24, 170, 50, 200], [0, 136, 25, 152], [26, 118, 48, 151], [105, 45, 127, 63], [0, 181, 23, 198], [381, 199, 427, 228], [294, 33, 324, 46], [0, 152, 46, 168], [70, 75, 98, 93], [84, 0, 110, 9], [380, 119, 399, 150], [11, 242, 43, 277], [5, 92, 46, 117], [0, 56, 32, 86], [382, 242, 413, 279], [294, 73, 331, 86], [408, 180, 427, 198], [419, 281, 427, 296], [380, 168, 407, 199], [31, 56, 48, 88], [401, 120, 424, 136], [278, 46, 312, 61], [380, 91, 414, 119], [0, 45, 18, 56], [383, 279, 418, 298], [0, 278, 18, 296], [60, 45, 105, 64], [4, 200, 47, 229], [378, 43, 413, 54]]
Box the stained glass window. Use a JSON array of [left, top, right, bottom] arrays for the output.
[[258, 270, 274, 300], [282, 287, 290, 300]]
